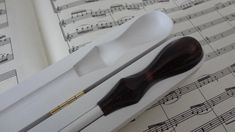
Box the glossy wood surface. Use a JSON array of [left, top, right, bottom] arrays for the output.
[[98, 37, 203, 115]]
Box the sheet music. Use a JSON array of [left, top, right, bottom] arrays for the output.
[[0, 0, 49, 93], [33, 0, 235, 131]]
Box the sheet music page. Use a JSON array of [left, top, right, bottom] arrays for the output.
[[0, 0, 49, 93], [34, 0, 235, 131]]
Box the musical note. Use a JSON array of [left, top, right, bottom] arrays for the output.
[[0, 53, 9, 63], [225, 87, 235, 97], [64, 12, 235, 41], [54, 0, 235, 53], [154, 0, 207, 13], [53, 0, 169, 13], [0, 53, 13, 64], [171, 15, 235, 38], [71, 9, 88, 16], [61, 3, 142, 26], [205, 42, 235, 61], [149, 62, 235, 108], [200, 27, 235, 46], [68, 41, 91, 53], [55, 0, 215, 24], [192, 0, 205, 5], [0, 37, 11, 47], [230, 63, 235, 72], [173, 1, 235, 24], [125, 3, 142, 10], [197, 75, 214, 87], [179, 1, 194, 10], [65, 16, 134, 41], [149, 29, 235, 108], [178, 0, 211, 10], [144, 121, 172, 132], [55, 0, 235, 47], [58, 0, 227, 26], [191, 107, 235, 132], [145, 87, 235, 132], [190, 103, 212, 115], [110, 4, 126, 12], [163, 90, 181, 104], [55, 0, 104, 13]]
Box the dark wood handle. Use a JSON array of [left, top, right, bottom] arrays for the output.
[[98, 37, 203, 115]]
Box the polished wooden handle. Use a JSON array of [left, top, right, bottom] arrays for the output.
[[98, 37, 203, 115]]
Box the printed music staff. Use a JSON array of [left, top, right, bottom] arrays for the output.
[[0, 36, 10, 47], [46, 0, 235, 131], [145, 87, 235, 132], [0, 53, 13, 64], [52, 0, 169, 13], [192, 107, 235, 132], [172, 1, 235, 24], [60, 4, 142, 26], [60, 1, 235, 43], [0, 36, 14, 64], [52, 0, 235, 55], [65, 16, 134, 41], [150, 63, 235, 109], [58, 0, 221, 26]]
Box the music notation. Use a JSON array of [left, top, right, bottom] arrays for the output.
[[63, 12, 235, 109], [172, 0, 235, 24], [179, 0, 210, 10], [50, 0, 235, 57], [0, 69, 17, 83], [53, 0, 169, 13], [66, 1, 235, 53], [61, 4, 142, 26], [65, 16, 134, 41], [150, 61, 235, 108], [0, 35, 14, 64], [144, 87, 235, 132], [53, 0, 235, 52], [54, 0, 104, 13], [47, 0, 235, 131], [69, 30, 235, 54], [170, 14, 235, 38], [173, 26, 235, 46], [62, 7, 235, 42], [68, 41, 91, 53], [59, 0, 220, 26], [0, 53, 13, 64], [70, 26, 235, 73], [163, 0, 216, 14], [192, 106, 235, 132], [205, 42, 235, 61], [60, 1, 235, 40], [200, 27, 235, 46], [0, 36, 10, 47]]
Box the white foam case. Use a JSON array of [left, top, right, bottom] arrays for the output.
[[0, 11, 204, 132]]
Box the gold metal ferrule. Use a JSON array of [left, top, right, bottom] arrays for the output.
[[50, 91, 85, 115]]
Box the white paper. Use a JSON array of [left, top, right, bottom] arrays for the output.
[[0, 0, 49, 93]]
